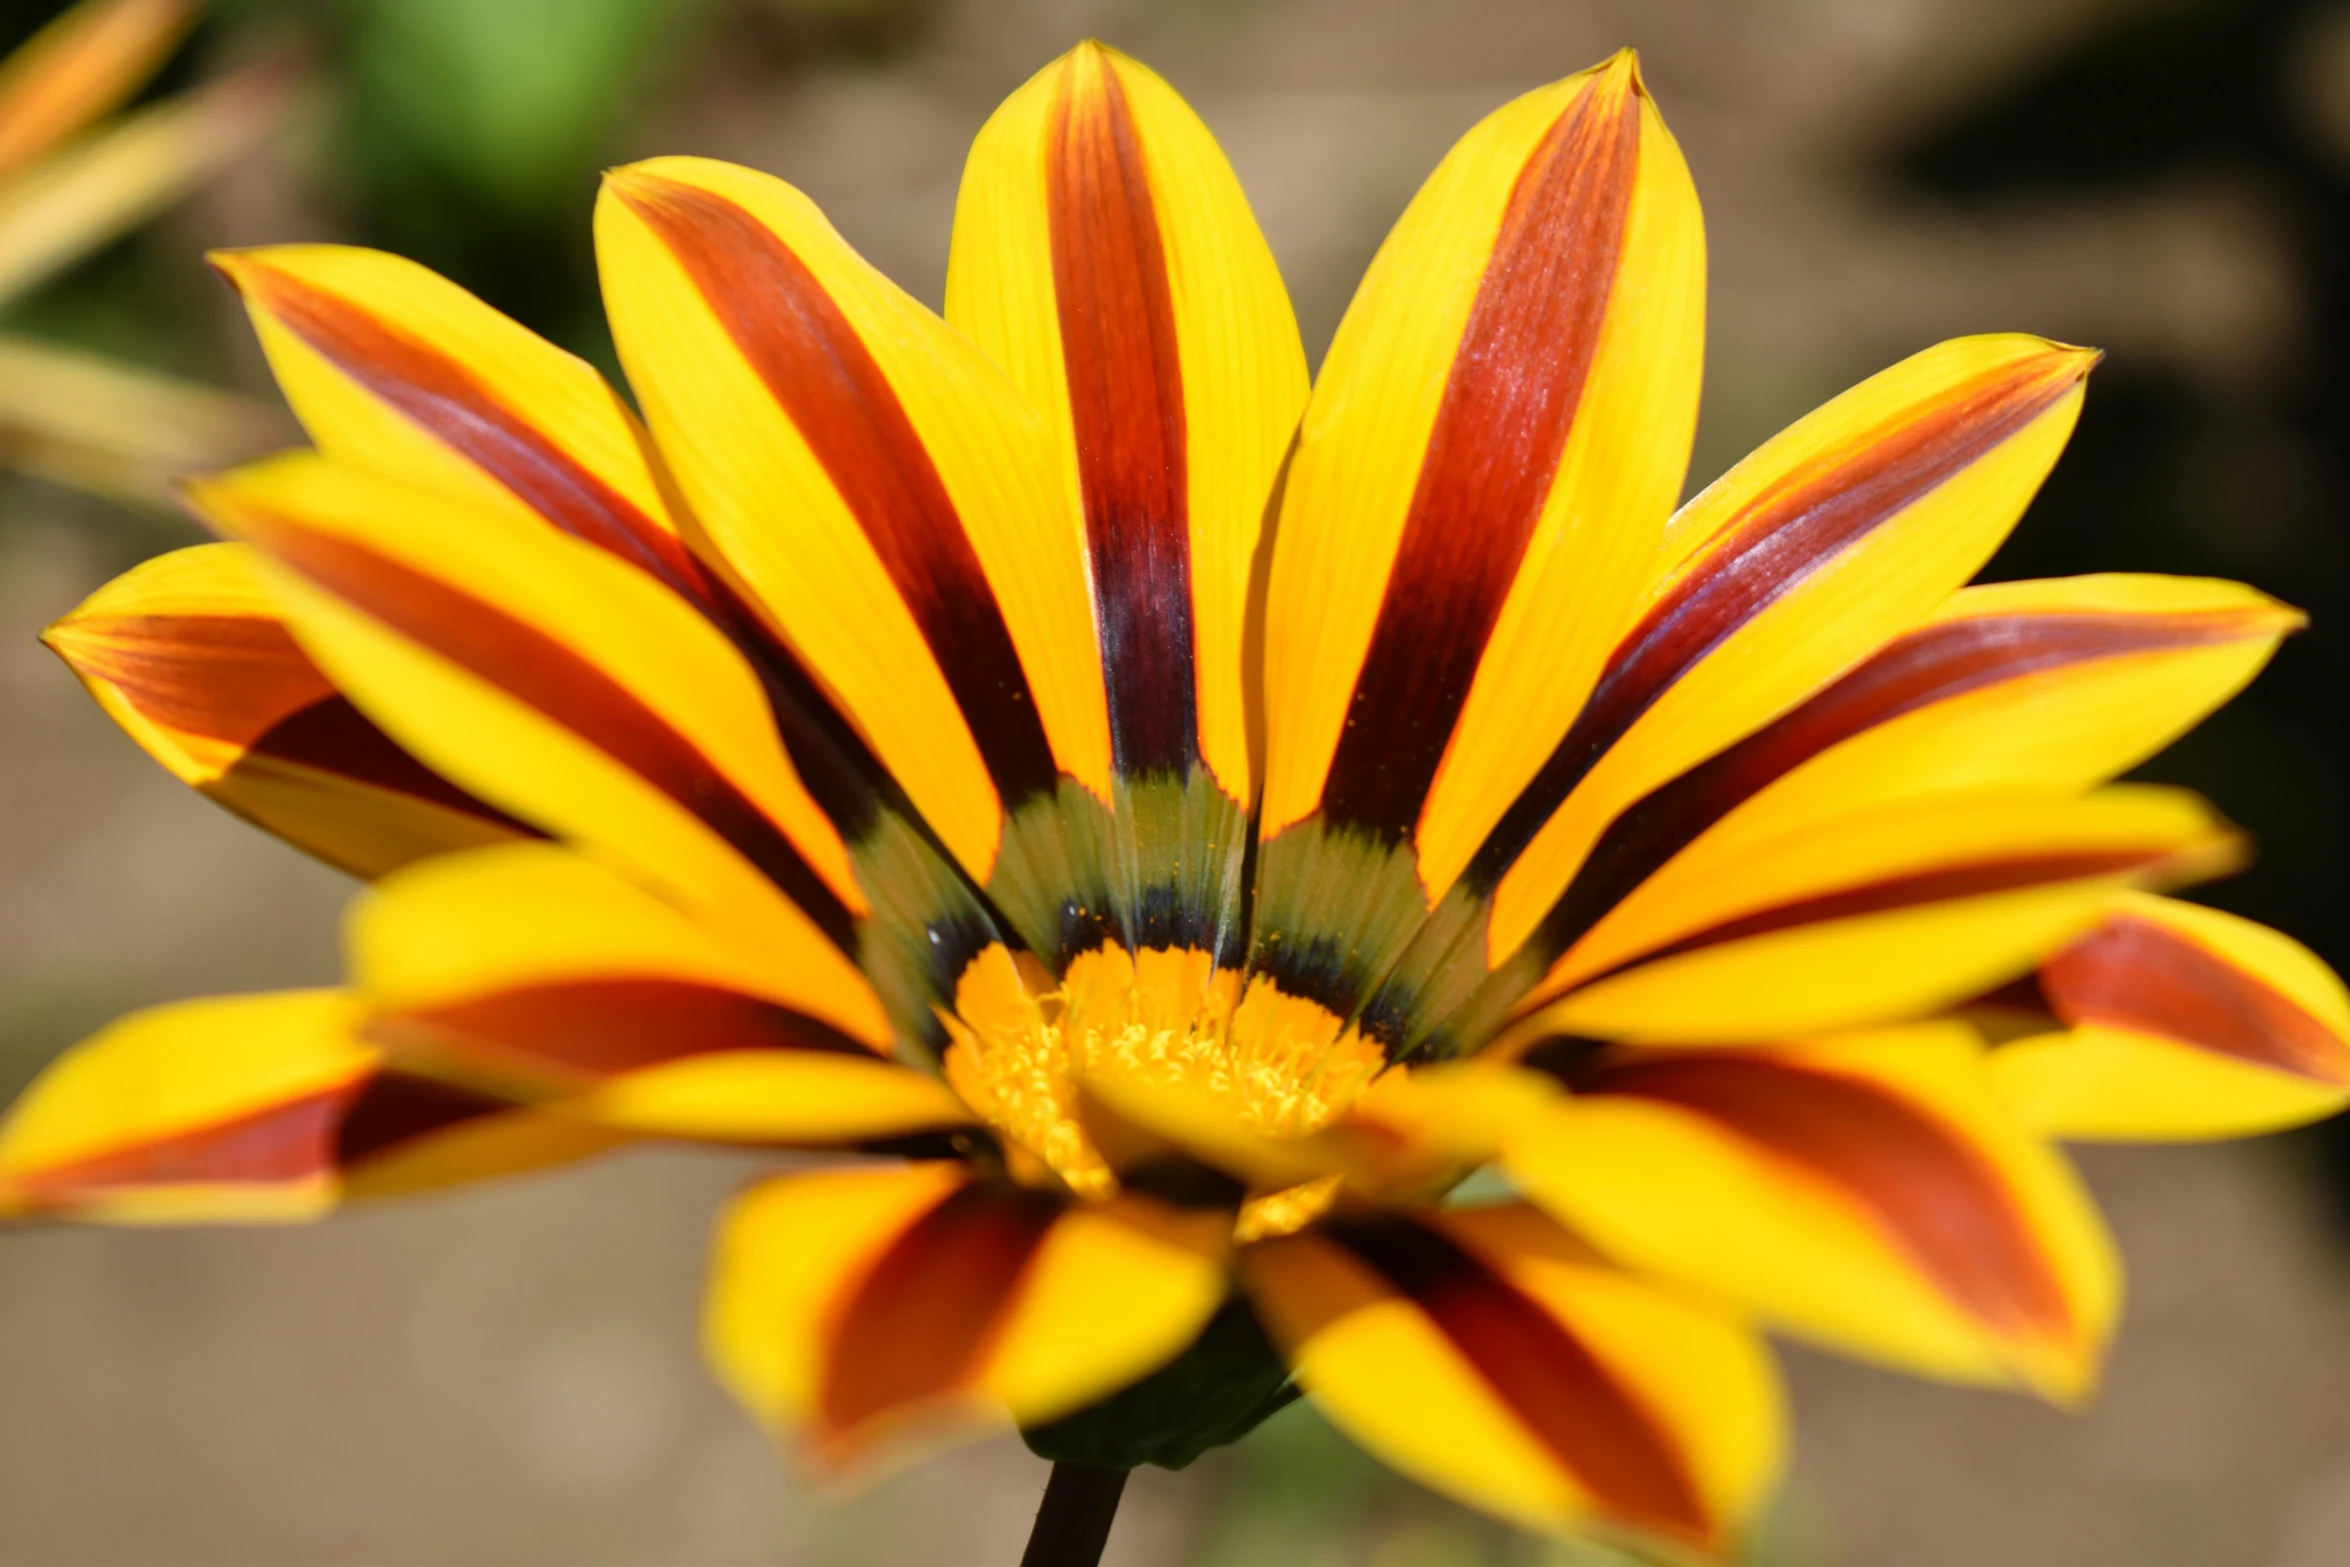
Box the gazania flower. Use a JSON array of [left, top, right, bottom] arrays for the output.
[[9, 39, 2347, 1560]]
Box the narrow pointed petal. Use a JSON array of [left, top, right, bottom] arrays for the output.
[[210, 244, 726, 604], [1244, 1204, 1781, 1550], [1479, 335, 2097, 966], [948, 42, 1305, 803], [1510, 786, 2236, 1044], [1486, 574, 2299, 1012], [1258, 51, 1703, 865], [945, 41, 1305, 950], [705, 1165, 1227, 1475], [187, 453, 869, 982], [43, 542, 532, 878], [352, 844, 965, 1145], [0, 0, 192, 179], [1506, 1026, 2119, 1402], [0, 991, 622, 1222], [597, 156, 1111, 896], [1993, 895, 2350, 1139]]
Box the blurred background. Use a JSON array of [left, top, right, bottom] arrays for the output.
[[2, 0, 2348, 1561]]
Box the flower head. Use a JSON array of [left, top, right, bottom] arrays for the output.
[[9, 39, 2346, 1556]]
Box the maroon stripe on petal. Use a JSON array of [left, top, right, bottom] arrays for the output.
[[387, 976, 876, 1082], [1514, 610, 2259, 970], [228, 258, 717, 604], [1584, 1053, 2074, 1342], [1049, 59, 1195, 778], [243, 519, 859, 951], [1319, 70, 1642, 841], [2043, 914, 2350, 1084], [11, 1084, 354, 1204], [330, 1071, 514, 1167], [1469, 356, 2088, 887], [614, 177, 1061, 807], [64, 611, 530, 829], [1337, 1217, 1709, 1544], [819, 1181, 1062, 1444], [248, 696, 537, 826], [224, 258, 891, 837], [1593, 849, 2167, 979]]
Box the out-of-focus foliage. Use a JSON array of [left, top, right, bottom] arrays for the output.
[[0, 0, 291, 508], [321, 0, 704, 359]]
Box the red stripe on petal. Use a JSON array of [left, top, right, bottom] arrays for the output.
[[1319, 71, 1643, 840], [64, 610, 530, 827], [2045, 914, 2350, 1085], [1585, 1053, 2074, 1343], [224, 258, 893, 838], [1049, 59, 1195, 778], [1600, 849, 2168, 977], [385, 976, 875, 1083], [1473, 358, 2087, 885], [1518, 611, 2259, 965], [1337, 1218, 1709, 1543], [10, 1084, 354, 1204], [817, 1181, 1061, 1446], [614, 177, 1061, 806], [226, 259, 716, 604], [244, 518, 858, 949]]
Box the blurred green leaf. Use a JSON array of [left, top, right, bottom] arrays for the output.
[[341, 0, 681, 212]]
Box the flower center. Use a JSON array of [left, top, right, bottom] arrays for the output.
[[941, 942, 1384, 1197]]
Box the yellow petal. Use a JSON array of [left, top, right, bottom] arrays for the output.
[[1244, 1204, 1781, 1550], [1483, 335, 2098, 966], [1993, 894, 2350, 1139], [1257, 50, 1704, 875], [187, 453, 869, 986], [705, 1166, 1226, 1477], [1506, 1025, 2119, 1402], [1520, 785, 2237, 1043], [597, 155, 1110, 886], [43, 542, 530, 878], [0, 991, 621, 1222], [948, 41, 1306, 809], [350, 843, 963, 1145]]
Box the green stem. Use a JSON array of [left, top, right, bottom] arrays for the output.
[[1018, 1461, 1130, 1567]]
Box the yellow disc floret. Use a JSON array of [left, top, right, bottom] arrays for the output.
[[942, 941, 1384, 1198]]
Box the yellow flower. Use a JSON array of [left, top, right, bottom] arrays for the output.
[[8, 40, 2345, 1557]]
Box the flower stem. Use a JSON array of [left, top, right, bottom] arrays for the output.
[[1019, 1461, 1129, 1567]]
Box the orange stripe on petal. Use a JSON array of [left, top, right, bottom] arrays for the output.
[[1513, 600, 2286, 975], [216, 249, 897, 839], [0, 991, 620, 1222], [1508, 1028, 2115, 1399]]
